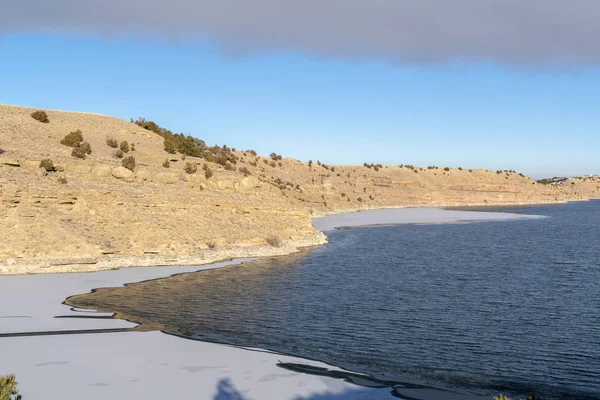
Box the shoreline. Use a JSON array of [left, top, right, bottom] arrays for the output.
[[0, 206, 529, 399], [0, 208, 528, 400], [0, 234, 328, 276], [308, 198, 585, 218], [0, 200, 571, 276]]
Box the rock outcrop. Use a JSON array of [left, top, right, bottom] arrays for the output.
[[111, 166, 136, 182]]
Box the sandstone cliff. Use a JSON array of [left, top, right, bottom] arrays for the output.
[[1, 105, 598, 274]]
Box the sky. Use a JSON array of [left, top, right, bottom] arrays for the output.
[[1, 1, 599, 178]]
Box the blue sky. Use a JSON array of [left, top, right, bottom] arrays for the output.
[[1, 33, 598, 178]]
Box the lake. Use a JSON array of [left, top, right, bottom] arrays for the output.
[[69, 202, 600, 400]]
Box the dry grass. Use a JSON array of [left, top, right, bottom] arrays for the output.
[[0, 374, 22, 400]]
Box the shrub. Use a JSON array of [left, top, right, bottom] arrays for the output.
[[106, 137, 118, 148], [308, 160, 313, 167], [357, 197, 363, 202], [215, 154, 227, 166], [31, 110, 49, 123], [239, 167, 251, 177], [132, 117, 177, 138], [39, 159, 54, 171], [79, 141, 92, 155], [269, 161, 276, 168], [207, 240, 218, 250], [60, 129, 83, 147], [162, 159, 170, 168], [115, 149, 124, 158], [162, 133, 206, 157], [71, 147, 86, 159], [205, 167, 213, 179], [263, 159, 268, 164], [458, 167, 463, 171], [0, 374, 22, 400], [0, 145, 4, 155], [249, 161, 257, 167], [131, 143, 136, 151], [249, 150, 257, 156], [164, 138, 177, 154], [120, 141, 130, 153], [122, 156, 135, 171], [266, 235, 282, 247], [134, 117, 215, 157], [444, 167, 450, 171], [58, 176, 67, 184], [224, 163, 235, 171], [185, 162, 197, 174]]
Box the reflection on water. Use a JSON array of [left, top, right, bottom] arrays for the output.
[[69, 202, 600, 400]]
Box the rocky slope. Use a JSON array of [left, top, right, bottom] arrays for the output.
[[1, 104, 598, 274]]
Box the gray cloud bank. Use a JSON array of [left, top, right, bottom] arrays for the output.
[[2, 0, 599, 65]]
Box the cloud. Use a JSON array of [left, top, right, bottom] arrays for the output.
[[2, 0, 599, 65]]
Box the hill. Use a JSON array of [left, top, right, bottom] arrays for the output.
[[1, 104, 598, 274]]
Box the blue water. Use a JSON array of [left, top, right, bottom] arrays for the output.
[[70, 201, 600, 399]]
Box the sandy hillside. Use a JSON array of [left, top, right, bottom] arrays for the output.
[[1, 104, 598, 273]]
